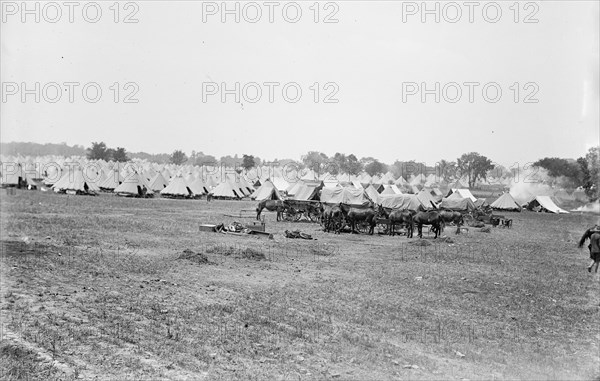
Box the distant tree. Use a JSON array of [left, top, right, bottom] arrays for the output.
[[192, 152, 217, 166], [389, 160, 423, 180], [105, 148, 116, 161], [130, 152, 171, 163], [112, 147, 129, 162], [329, 153, 347, 175], [170, 150, 188, 165], [302, 151, 328, 173], [457, 152, 495, 188], [220, 155, 242, 168], [533, 157, 583, 181], [578, 147, 599, 201], [437, 159, 457, 182], [364, 160, 387, 177], [1, 142, 87, 156], [242, 154, 256, 170], [359, 156, 377, 165], [87, 142, 109, 160], [346, 154, 363, 176]]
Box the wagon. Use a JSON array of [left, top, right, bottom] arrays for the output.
[[465, 210, 512, 228], [375, 218, 392, 235], [282, 200, 322, 222], [374, 217, 412, 236]]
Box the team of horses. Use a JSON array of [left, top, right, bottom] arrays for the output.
[[257, 199, 467, 238]]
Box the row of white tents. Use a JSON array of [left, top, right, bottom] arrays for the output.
[[0, 155, 511, 191], [252, 177, 580, 214], [0, 157, 591, 213]]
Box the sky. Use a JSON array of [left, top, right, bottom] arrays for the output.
[[1, 0, 598, 167]]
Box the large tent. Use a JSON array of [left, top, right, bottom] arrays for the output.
[[188, 177, 208, 196], [410, 173, 427, 186], [523, 196, 569, 214], [352, 180, 365, 190], [379, 184, 397, 195], [286, 181, 304, 197], [378, 194, 425, 212], [160, 175, 193, 198], [211, 180, 242, 199], [251, 179, 282, 201], [99, 169, 123, 190], [52, 168, 100, 195], [447, 188, 477, 202], [416, 189, 439, 209], [148, 172, 169, 192], [320, 186, 372, 205], [114, 172, 153, 197], [271, 177, 290, 193], [394, 176, 409, 187], [440, 196, 476, 211], [293, 182, 322, 201], [364, 185, 380, 204], [490, 193, 521, 211]]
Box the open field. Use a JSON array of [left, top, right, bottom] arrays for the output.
[[1, 190, 599, 380]]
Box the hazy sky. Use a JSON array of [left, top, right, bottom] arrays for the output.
[[1, 1, 598, 166]]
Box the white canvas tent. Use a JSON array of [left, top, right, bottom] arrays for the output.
[[416, 189, 439, 208], [320, 186, 372, 205], [211, 181, 242, 198], [251, 179, 282, 201], [378, 194, 425, 212], [447, 188, 477, 202], [148, 172, 169, 192], [364, 185, 380, 204], [188, 177, 208, 196], [114, 172, 153, 197], [161, 175, 193, 198], [523, 196, 569, 214], [52, 168, 100, 195], [99, 169, 123, 190], [490, 193, 521, 211]]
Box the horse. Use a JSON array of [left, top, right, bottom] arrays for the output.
[[438, 210, 464, 234], [413, 210, 442, 238], [321, 203, 343, 233], [339, 202, 377, 235], [256, 200, 285, 221], [377, 205, 414, 237]]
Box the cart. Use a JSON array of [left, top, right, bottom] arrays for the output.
[[282, 200, 322, 222]]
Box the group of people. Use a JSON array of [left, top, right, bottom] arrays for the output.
[[579, 221, 600, 273]]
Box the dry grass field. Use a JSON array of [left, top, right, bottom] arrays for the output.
[[1, 189, 599, 380]]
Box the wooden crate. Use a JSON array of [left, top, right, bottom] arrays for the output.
[[198, 224, 217, 232], [245, 222, 266, 232]]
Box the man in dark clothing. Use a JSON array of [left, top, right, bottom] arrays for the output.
[[578, 224, 600, 272]]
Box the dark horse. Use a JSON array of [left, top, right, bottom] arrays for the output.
[[339, 203, 377, 235], [321, 203, 343, 233], [413, 209, 442, 238], [378, 205, 414, 238], [256, 200, 285, 221], [438, 210, 464, 234]]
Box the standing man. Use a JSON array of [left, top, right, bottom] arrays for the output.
[[578, 222, 600, 272]]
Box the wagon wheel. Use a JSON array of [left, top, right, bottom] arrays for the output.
[[283, 208, 297, 222], [355, 221, 369, 234], [294, 210, 304, 222], [308, 210, 320, 223]]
